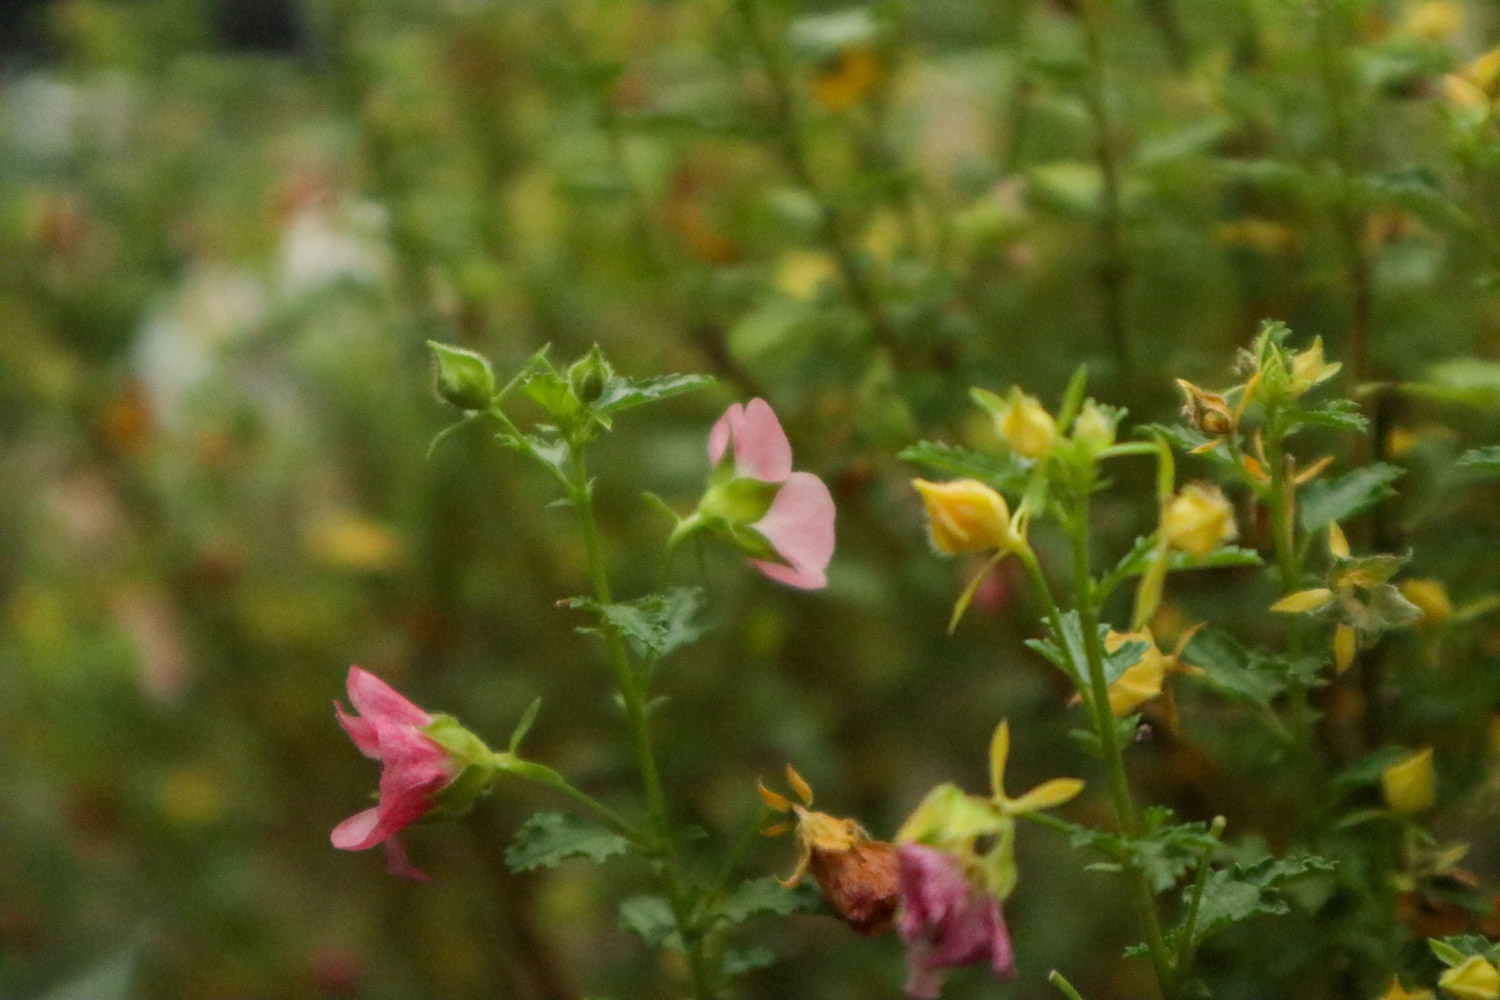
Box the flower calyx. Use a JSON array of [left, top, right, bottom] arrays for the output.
[[761, 765, 899, 936]]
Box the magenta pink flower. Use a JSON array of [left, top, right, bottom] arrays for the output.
[[707, 398, 835, 589], [332, 666, 458, 882], [897, 843, 1016, 998]]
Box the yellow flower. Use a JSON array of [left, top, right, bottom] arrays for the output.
[[1288, 337, 1342, 396], [913, 478, 1019, 555], [995, 388, 1058, 459], [1163, 483, 1238, 557], [1400, 578, 1455, 628], [1072, 400, 1116, 451], [1439, 955, 1500, 1000], [1400, 0, 1463, 42], [811, 46, 883, 112], [1382, 747, 1437, 815], [1099, 629, 1200, 717], [1333, 623, 1357, 674], [1380, 976, 1437, 1000]]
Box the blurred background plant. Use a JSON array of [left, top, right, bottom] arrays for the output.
[[3, 0, 1500, 998]]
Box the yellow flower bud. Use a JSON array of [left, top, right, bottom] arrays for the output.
[[1288, 337, 1342, 396], [1163, 483, 1238, 557], [1400, 578, 1455, 629], [1104, 631, 1167, 717], [995, 389, 1058, 459], [1382, 747, 1436, 815], [1439, 955, 1500, 1000], [1072, 401, 1116, 451], [913, 479, 1017, 555]]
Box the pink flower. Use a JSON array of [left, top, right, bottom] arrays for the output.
[[897, 843, 1016, 998], [707, 399, 835, 589], [332, 666, 458, 882]]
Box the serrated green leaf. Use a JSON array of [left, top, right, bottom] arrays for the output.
[[594, 374, 714, 415], [1104, 535, 1261, 594], [506, 812, 632, 871], [1298, 464, 1403, 530], [899, 441, 1033, 493], [1285, 398, 1369, 434], [1188, 855, 1337, 944], [1028, 610, 1147, 690], [1430, 935, 1500, 967], [619, 895, 683, 950], [1182, 629, 1282, 708], [1066, 813, 1218, 893], [567, 587, 706, 663], [715, 877, 820, 925]]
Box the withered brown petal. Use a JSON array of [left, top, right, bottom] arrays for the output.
[[808, 840, 901, 937]]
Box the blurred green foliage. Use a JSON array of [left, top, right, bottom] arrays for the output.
[[3, 0, 1500, 997]]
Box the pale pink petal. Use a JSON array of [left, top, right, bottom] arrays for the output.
[[732, 398, 793, 482], [708, 403, 742, 467], [346, 666, 431, 727], [750, 471, 835, 589], [331, 806, 383, 850], [335, 702, 380, 758], [382, 838, 431, 883], [896, 844, 1016, 997]]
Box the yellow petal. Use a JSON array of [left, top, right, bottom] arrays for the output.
[[1271, 588, 1335, 614], [759, 781, 793, 813], [1438, 954, 1500, 1000], [1327, 521, 1350, 559], [1334, 623, 1357, 673], [1005, 777, 1085, 814], [989, 719, 1011, 801], [1382, 747, 1436, 815], [785, 764, 814, 807]]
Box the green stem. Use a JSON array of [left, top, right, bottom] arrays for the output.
[[508, 759, 649, 846], [1264, 424, 1311, 750], [566, 442, 718, 1000], [1067, 492, 1174, 997], [1049, 969, 1092, 1000], [1173, 815, 1226, 992]]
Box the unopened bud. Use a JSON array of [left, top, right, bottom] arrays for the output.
[[995, 389, 1058, 459], [567, 345, 610, 405], [1162, 483, 1238, 557], [1382, 747, 1436, 815], [913, 479, 1019, 555], [1439, 955, 1500, 1000], [428, 341, 496, 411]]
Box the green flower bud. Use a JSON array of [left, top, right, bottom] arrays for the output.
[[428, 341, 497, 411]]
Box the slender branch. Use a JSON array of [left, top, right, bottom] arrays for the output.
[[729, 0, 904, 358], [566, 443, 718, 1000], [1173, 815, 1226, 992]]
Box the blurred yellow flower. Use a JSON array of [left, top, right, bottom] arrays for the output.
[[1439, 955, 1500, 1000], [1383, 747, 1437, 815], [1163, 483, 1238, 557], [812, 46, 883, 112], [994, 388, 1058, 459], [1380, 977, 1437, 1000], [1400, 0, 1463, 42]]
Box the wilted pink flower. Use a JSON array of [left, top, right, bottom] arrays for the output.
[[332, 666, 458, 882], [708, 399, 835, 589], [897, 843, 1015, 998]]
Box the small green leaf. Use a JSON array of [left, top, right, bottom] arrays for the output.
[[1104, 535, 1261, 593], [1066, 811, 1218, 893], [1298, 464, 1403, 530], [593, 374, 715, 414], [566, 587, 706, 663], [619, 895, 683, 950], [899, 441, 1034, 494], [1183, 628, 1282, 708], [1284, 398, 1369, 434], [1333, 746, 1416, 791], [506, 812, 632, 871], [714, 877, 819, 925]]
